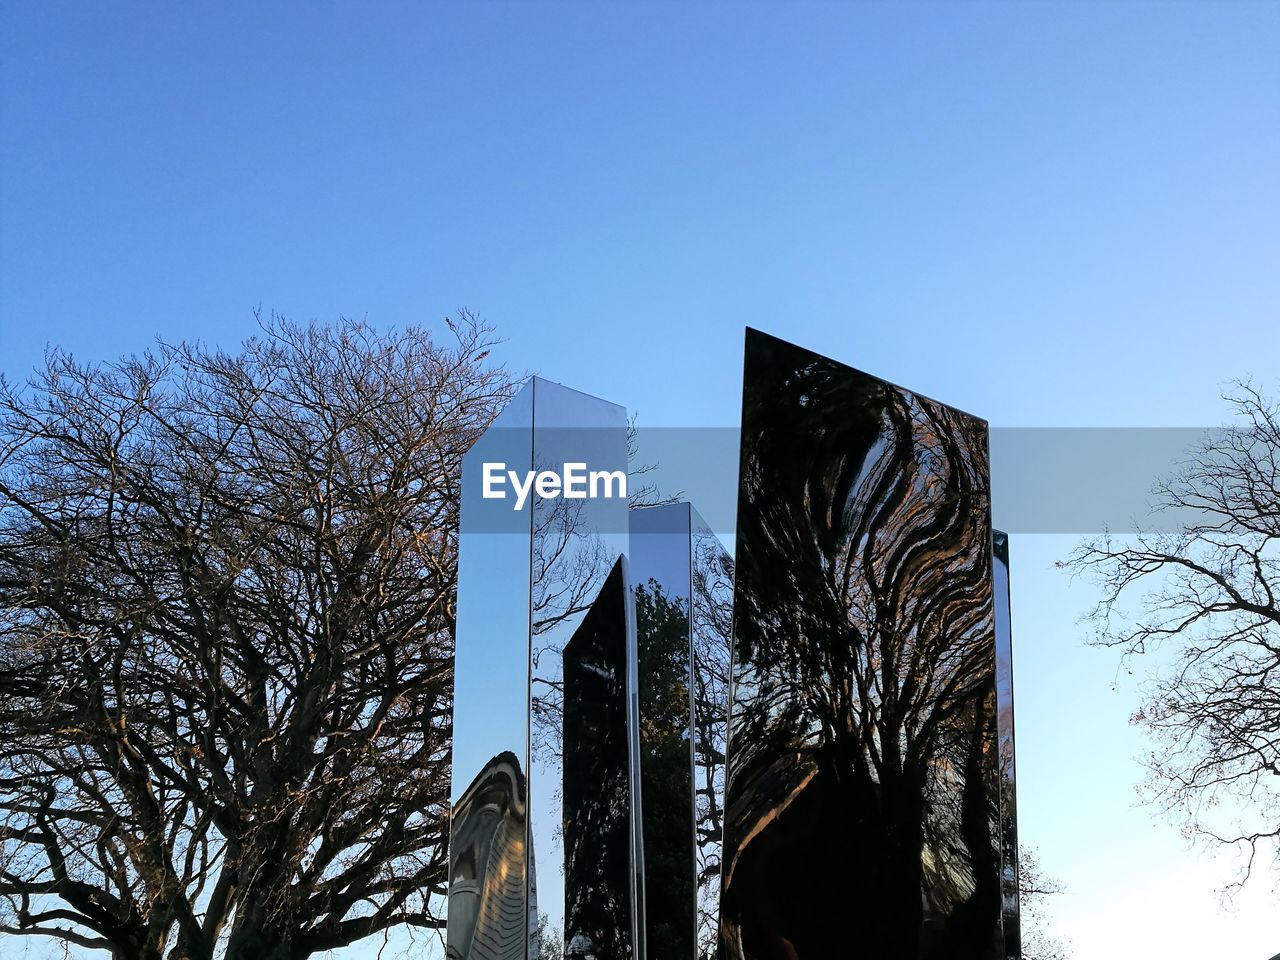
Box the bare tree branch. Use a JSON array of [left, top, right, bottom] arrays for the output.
[[1062, 382, 1280, 892]]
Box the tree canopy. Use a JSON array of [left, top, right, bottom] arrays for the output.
[[0, 314, 512, 959]]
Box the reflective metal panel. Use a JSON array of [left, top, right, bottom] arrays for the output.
[[449, 387, 534, 960], [631, 504, 695, 960], [563, 557, 640, 959], [993, 531, 1021, 958], [630, 504, 733, 960], [722, 329, 1002, 959], [528, 380, 632, 958], [448, 378, 633, 960]]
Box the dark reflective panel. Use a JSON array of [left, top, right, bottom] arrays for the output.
[[630, 504, 734, 960], [722, 329, 1002, 960], [528, 381, 633, 958], [993, 531, 1021, 958], [563, 557, 638, 959], [450, 386, 534, 960]]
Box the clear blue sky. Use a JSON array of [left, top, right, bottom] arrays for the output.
[[2, 3, 1277, 958]]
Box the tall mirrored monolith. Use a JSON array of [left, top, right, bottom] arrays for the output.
[[630, 504, 734, 960], [448, 386, 534, 960], [994, 530, 1021, 958], [447, 377, 635, 960], [721, 329, 1004, 959]]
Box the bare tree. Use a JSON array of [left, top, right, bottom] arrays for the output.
[[1064, 384, 1280, 888], [0, 314, 513, 959], [1017, 846, 1068, 960], [625, 415, 680, 511]]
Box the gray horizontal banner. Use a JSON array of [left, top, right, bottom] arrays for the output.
[[460, 427, 1234, 536]]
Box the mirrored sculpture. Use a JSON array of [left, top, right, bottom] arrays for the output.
[[721, 328, 1004, 959], [448, 335, 1018, 960], [630, 504, 734, 960], [448, 378, 635, 960]]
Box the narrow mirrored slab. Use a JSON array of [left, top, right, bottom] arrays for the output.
[[722, 328, 1003, 959], [630, 504, 733, 960], [449, 387, 535, 960], [527, 380, 633, 959], [993, 531, 1021, 958], [630, 504, 695, 960], [448, 378, 634, 960], [563, 556, 640, 959]]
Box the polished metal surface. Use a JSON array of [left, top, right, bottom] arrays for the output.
[[629, 504, 733, 960], [994, 530, 1021, 958], [562, 557, 640, 959], [630, 503, 695, 960], [448, 378, 633, 960], [449, 386, 535, 960], [721, 328, 1004, 959], [529, 381, 632, 958]]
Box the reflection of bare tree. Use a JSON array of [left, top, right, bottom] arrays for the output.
[[523, 443, 625, 958], [722, 331, 999, 960], [630, 504, 734, 960], [635, 579, 693, 959], [529, 489, 610, 771], [691, 526, 733, 960], [994, 531, 1021, 957]]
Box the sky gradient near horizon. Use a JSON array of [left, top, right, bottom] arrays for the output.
[[2, 3, 1278, 958]]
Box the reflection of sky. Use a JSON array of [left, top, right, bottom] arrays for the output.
[[994, 536, 1016, 751], [630, 503, 693, 609], [3, 4, 1276, 958], [452, 387, 534, 810]]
